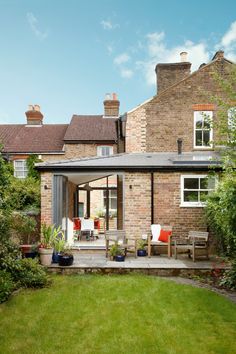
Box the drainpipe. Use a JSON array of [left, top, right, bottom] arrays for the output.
[[151, 172, 154, 225]]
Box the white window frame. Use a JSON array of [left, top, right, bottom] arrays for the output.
[[97, 146, 113, 157], [194, 111, 213, 149], [14, 159, 28, 179], [102, 189, 117, 212], [180, 174, 216, 207]]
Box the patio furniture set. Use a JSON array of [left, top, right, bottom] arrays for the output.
[[73, 217, 100, 241], [105, 225, 209, 262]]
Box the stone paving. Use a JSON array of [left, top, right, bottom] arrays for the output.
[[49, 252, 229, 270]]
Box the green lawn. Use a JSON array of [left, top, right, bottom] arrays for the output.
[[0, 275, 236, 354]]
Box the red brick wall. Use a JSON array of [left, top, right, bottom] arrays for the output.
[[153, 172, 208, 238], [124, 172, 151, 238]]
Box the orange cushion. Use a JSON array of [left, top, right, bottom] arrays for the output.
[[158, 229, 172, 242]]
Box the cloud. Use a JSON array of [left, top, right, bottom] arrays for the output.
[[100, 19, 119, 30], [219, 21, 236, 62], [114, 53, 130, 65], [107, 44, 114, 55], [113, 53, 133, 79], [221, 21, 236, 47], [120, 69, 133, 78], [27, 12, 48, 40], [137, 31, 210, 85]]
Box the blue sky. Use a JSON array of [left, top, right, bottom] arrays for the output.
[[0, 0, 236, 124]]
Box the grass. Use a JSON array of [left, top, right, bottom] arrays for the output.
[[0, 274, 236, 354]]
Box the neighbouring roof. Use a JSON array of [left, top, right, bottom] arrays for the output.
[[64, 115, 118, 142], [0, 124, 68, 153], [36, 151, 221, 172]]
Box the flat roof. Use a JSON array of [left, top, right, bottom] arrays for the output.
[[36, 151, 221, 172]]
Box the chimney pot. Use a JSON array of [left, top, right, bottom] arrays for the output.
[[112, 93, 118, 100], [180, 52, 188, 62], [34, 104, 40, 112], [28, 104, 34, 111], [105, 93, 111, 100]]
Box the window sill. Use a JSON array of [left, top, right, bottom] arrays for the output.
[[180, 203, 205, 208]]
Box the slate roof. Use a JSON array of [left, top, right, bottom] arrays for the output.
[[64, 115, 118, 142], [0, 124, 68, 153], [36, 151, 221, 171]]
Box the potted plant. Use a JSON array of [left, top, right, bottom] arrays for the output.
[[137, 239, 147, 257], [12, 213, 38, 258], [52, 233, 66, 263], [39, 223, 61, 266], [58, 247, 74, 267], [109, 243, 125, 262]]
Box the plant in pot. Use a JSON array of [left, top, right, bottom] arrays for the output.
[[109, 243, 125, 262], [52, 233, 66, 263], [58, 247, 74, 267], [12, 212, 38, 258], [39, 223, 61, 266], [137, 239, 147, 257]]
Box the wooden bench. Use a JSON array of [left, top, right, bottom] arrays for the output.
[[174, 231, 209, 262]]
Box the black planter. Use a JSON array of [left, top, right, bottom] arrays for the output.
[[115, 255, 125, 262], [58, 254, 74, 267], [25, 251, 38, 259], [52, 252, 60, 263], [137, 249, 147, 257]]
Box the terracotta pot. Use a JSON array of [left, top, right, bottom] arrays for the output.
[[39, 248, 53, 266]]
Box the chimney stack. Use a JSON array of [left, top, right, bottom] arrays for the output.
[[155, 52, 191, 93], [103, 93, 120, 118], [212, 50, 224, 60], [25, 105, 43, 125]]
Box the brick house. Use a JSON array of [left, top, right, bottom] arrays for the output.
[[0, 51, 232, 243], [0, 94, 123, 230], [36, 50, 234, 246]]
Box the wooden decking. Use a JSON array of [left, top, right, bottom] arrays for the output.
[[48, 252, 229, 276]]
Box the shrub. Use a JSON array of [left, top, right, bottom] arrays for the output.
[[220, 260, 236, 290], [206, 173, 236, 256], [0, 271, 14, 303], [14, 258, 50, 288], [6, 176, 40, 212], [0, 238, 21, 273]]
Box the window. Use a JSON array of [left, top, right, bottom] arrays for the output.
[[103, 190, 117, 211], [181, 175, 216, 207], [97, 146, 113, 157], [14, 159, 28, 178], [194, 111, 213, 148]]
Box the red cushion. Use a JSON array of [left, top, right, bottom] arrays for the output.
[[73, 218, 81, 230], [158, 229, 172, 242]]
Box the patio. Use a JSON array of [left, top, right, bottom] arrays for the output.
[[48, 252, 229, 276]]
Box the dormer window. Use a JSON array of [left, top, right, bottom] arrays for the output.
[[14, 159, 28, 178], [194, 111, 213, 148], [97, 146, 113, 157]]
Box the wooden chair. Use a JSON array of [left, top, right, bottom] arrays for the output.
[[174, 231, 209, 262], [148, 225, 173, 258], [105, 230, 138, 258]]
